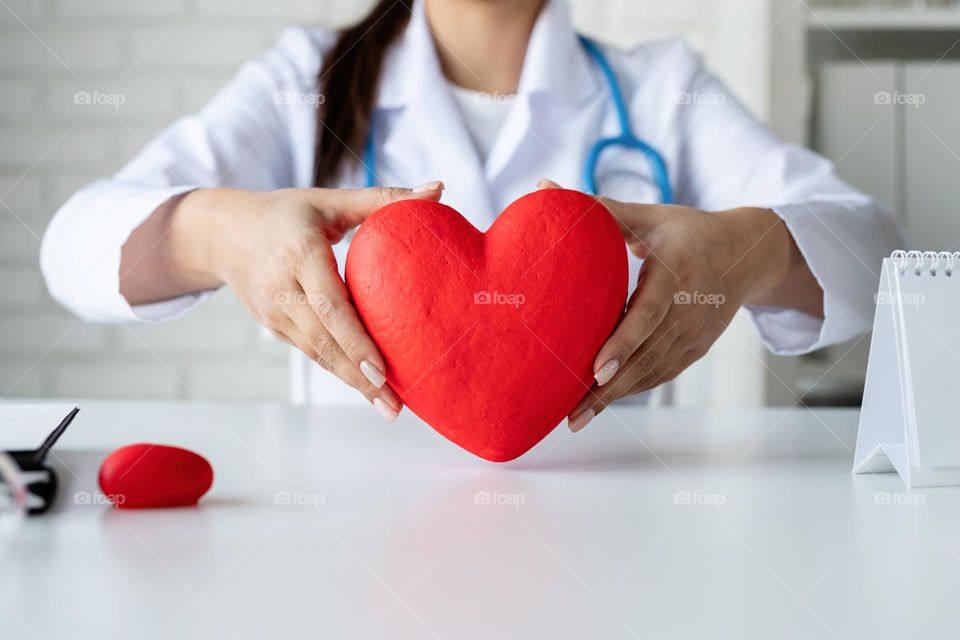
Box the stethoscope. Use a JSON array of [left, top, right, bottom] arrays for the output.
[[362, 36, 673, 205]]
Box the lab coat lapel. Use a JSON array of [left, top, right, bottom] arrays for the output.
[[386, 86, 495, 226], [375, 0, 600, 224], [378, 2, 495, 227], [485, 0, 600, 187]]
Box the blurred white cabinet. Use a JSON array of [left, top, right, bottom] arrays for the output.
[[816, 61, 898, 216], [904, 62, 960, 251], [817, 60, 960, 252]]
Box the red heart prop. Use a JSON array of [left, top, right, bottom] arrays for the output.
[[99, 444, 213, 509], [346, 189, 628, 461]]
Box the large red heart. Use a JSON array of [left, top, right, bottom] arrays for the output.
[[346, 189, 628, 462]]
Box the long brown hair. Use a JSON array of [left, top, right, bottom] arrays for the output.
[[313, 1, 412, 187]]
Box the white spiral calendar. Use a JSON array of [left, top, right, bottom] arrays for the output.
[[854, 250, 960, 488]]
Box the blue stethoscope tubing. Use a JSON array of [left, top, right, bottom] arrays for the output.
[[363, 36, 673, 205], [577, 36, 673, 203]]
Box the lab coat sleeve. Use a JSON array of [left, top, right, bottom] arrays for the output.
[[653, 40, 905, 355], [40, 27, 325, 323]]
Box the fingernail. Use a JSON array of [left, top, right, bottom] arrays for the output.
[[537, 178, 561, 189], [594, 359, 620, 386], [360, 360, 386, 388], [373, 397, 398, 422], [568, 409, 595, 433], [413, 180, 444, 193]]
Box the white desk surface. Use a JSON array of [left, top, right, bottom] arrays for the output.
[[1, 401, 957, 639]]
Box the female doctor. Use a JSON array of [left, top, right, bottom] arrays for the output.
[[41, 0, 903, 433]]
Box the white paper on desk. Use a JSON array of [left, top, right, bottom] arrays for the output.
[[0, 404, 78, 450], [855, 252, 960, 488]]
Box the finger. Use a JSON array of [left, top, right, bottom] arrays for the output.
[[309, 181, 445, 232], [537, 178, 563, 189], [567, 370, 633, 434], [629, 312, 717, 392], [285, 289, 394, 396], [629, 333, 687, 393], [596, 196, 677, 245], [637, 344, 710, 392], [296, 247, 388, 389], [282, 308, 403, 419], [569, 320, 684, 433], [592, 260, 675, 386], [269, 328, 294, 346], [617, 312, 687, 389]]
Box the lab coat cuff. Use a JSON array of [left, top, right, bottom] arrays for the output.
[[745, 304, 826, 356], [744, 203, 847, 356], [89, 184, 211, 323], [129, 291, 215, 323]]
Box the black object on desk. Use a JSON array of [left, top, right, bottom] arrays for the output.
[[5, 407, 79, 515]]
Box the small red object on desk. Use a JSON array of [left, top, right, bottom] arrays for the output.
[[98, 443, 213, 509]]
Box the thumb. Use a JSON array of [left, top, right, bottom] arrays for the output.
[[597, 196, 672, 240], [536, 180, 671, 238], [311, 181, 445, 231]]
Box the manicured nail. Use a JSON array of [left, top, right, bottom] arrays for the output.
[[373, 397, 398, 422], [568, 409, 595, 433], [537, 178, 561, 189], [360, 360, 386, 388], [594, 359, 619, 386], [413, 180, 444, 193]]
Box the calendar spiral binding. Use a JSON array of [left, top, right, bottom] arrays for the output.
[[890, 250, 960, 277]]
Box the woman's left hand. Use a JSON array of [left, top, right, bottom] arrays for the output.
[[536, 180, 820, 433]]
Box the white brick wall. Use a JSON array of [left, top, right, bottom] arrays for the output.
[[0, 0, 770, 402]]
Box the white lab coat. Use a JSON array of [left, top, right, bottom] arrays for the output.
[[40, 0, 904, 406]]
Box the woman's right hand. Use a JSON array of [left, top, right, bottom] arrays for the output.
[[159, 182, 445, 420]]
